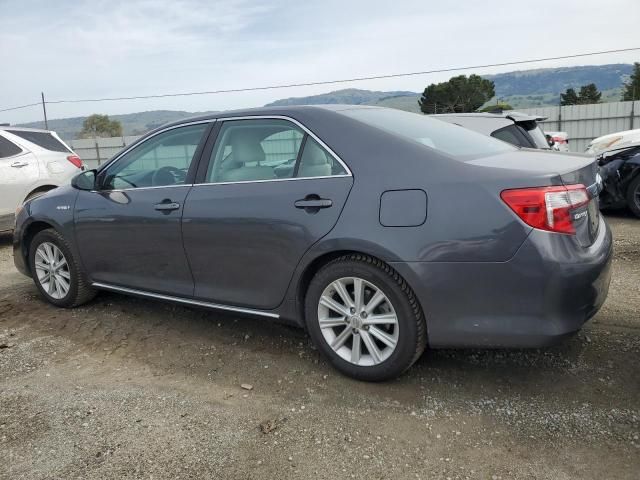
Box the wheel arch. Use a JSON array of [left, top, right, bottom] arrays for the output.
[[19, 220, 58, 276], [292, 241, 419, 326]]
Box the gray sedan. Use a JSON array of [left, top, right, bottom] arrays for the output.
[[13, 106, 612, 381]]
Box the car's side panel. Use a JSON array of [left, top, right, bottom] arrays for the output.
[[0, 151, 40, 216]]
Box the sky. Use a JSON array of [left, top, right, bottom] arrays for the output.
[[1, 0, 639, 124]]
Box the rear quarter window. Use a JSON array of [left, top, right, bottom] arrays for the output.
[[6, 130, 71, 153]]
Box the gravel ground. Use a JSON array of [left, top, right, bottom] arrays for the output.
[[0, 213, 639, 479]]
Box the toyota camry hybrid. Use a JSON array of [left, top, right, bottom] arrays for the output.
[[13, 106, 613, 381]]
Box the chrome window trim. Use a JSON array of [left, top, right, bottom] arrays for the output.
[[98, 114, 352, 191], [193, 174, 352, 188], [94, 183, 194, 193], [211, 114, 353, 178], [92, 282, 280, 318]]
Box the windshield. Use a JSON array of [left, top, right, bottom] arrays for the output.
[[340, 108, 516, 159]]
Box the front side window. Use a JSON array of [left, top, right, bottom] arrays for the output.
[[0, 135, 23, 158], [102, 123, 208, 190]]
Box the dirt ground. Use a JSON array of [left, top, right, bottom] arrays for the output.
[[0, 213, 638, 480]]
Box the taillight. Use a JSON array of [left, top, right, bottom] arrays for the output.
[[500, 184, 589, 234], [66, 154, 83, 169]]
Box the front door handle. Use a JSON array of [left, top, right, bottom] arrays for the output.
[[154, 200, 181, 211], [294, 198, 333, 209], [10, 161, 29, 168]]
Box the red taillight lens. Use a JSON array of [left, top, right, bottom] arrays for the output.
[[66, 154, 83, 169], [500, 184, 589, 234]]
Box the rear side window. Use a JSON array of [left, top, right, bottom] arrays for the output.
[[5, 130, 71, 153], [0, 135, 23, 158], [341, 108, 516, 159]]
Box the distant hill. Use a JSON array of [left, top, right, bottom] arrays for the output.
[[265, 63, 633, 111], [265, 88, 417, 107], [18, 110, 217, 141]]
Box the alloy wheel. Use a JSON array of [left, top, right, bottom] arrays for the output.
[[317, 276, 399, 366], [34, 242, 71, 300]]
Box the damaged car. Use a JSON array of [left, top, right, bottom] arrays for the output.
[[587, 129, 640, 218]]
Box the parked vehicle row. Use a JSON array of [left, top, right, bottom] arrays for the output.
[[0, 127, 83, 232], [14, 106, 612, 381]]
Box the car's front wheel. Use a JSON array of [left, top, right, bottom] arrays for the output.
[[29, 229, 96, 308], [305, 254, 427, 381]]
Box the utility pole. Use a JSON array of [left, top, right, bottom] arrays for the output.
[[41, 92, 49, 130]]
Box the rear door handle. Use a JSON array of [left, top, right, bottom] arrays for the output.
[[154, 201, 181, 211], [294, 198, 333, 209], [10, 161, 29, 168]]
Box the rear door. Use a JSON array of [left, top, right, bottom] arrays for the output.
[[0, 134, 39, 227], [182, 117, 353, 310]]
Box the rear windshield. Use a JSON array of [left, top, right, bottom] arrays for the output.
[[341, 108, 516, 158], [6, 130, 71, 153]]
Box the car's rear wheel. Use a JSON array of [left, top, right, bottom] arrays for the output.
[[305, 254, 427, 381], [626, 175, 640, 218], [29, 229, 96, 308]]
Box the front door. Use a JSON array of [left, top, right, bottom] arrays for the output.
[[182, 118, 353, 310], [74, 122, 211, 296]]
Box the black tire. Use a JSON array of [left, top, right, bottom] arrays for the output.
[[626, 175, 640, 218], [304, 254, 427, 381], [29, 228, 96, 308]]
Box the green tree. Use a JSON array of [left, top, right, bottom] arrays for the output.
[[560, 88, 579, 106], [577, 83, 601, 104], [419, 74, 495, 113], [79, 114, 123, 138], [622, 62, 640, 101]]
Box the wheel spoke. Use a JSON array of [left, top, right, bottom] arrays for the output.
[[48, 275, 56, 295], [330, 326, 352, 350], [57, 269, 70, 280], [43, 243, 55, 263], [54, 258, 67, 270], [55, 274, 70, 294], [368, 326, 398, 349], [351, 333, 361, 363], [320, 295, 350, 317], [332, 279, 354, 309], [364, 312, 397, 325], [363, 290, 386, 315], [353, 278, 365, 311], [36, 249, 49, 264], [35, 261, 48, 271], [318, 316, 347, 329], [360, 331, 382, 364]]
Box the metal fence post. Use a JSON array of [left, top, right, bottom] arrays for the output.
[[630, 101, 635, 130], [94, 137, 101, 166]]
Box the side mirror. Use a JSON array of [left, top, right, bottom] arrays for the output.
[[71, 169, 97, 191]]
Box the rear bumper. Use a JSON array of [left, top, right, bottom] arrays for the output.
[[391, 217, 613, 348]]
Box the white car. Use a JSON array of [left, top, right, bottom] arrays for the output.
[[586, 128, 640, 155], [0, 127, 83, 232]]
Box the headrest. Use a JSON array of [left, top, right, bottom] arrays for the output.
[[231, 135, 265, 165], [303, 140, 329, 165]]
